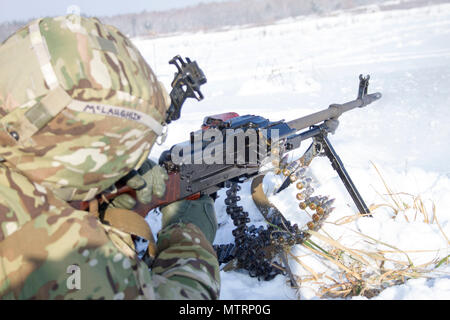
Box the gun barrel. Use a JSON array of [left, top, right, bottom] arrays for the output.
[[286, 92, 382, 131]]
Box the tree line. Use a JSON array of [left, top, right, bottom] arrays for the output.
[[0, 0, 445, 42]]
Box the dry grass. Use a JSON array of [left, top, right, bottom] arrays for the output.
[[369, 161, 442, 225], [289, 163, 450, 299], [291, 230, 442, 299]]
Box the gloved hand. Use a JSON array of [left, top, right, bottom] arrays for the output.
[[111, 159, 169, 210], [160, 196, 218, 244]]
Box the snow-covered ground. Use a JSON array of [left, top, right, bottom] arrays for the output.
[[134, 2, 450, 300]]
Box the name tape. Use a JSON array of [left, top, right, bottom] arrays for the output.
[[68, 100, 164, 136]]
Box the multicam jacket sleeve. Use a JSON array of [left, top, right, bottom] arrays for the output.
[[0, 164, 220, 300]]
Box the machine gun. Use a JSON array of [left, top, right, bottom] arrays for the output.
[[72, 56, 381, 220], [74, 78, 381, 223], [151, 75, 380, 217]]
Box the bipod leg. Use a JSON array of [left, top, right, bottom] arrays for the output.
[[317, 134, 372, 217]]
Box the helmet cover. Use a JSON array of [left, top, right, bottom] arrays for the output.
[[0, 15, 170, 201]]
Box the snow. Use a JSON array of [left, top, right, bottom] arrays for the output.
[[135, 2, 450, 300]]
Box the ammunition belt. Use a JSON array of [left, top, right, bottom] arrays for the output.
[[214, 168, 335, 284]]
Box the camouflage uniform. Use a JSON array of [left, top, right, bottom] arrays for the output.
[[0, 16, 220, 299]]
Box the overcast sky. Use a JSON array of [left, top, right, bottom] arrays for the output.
[[0, 0, 231, 23]]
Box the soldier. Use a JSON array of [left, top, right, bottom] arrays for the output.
[[0, 15, 220, 299]]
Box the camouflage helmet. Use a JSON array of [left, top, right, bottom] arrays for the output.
[[0, 15, 170, 201]]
